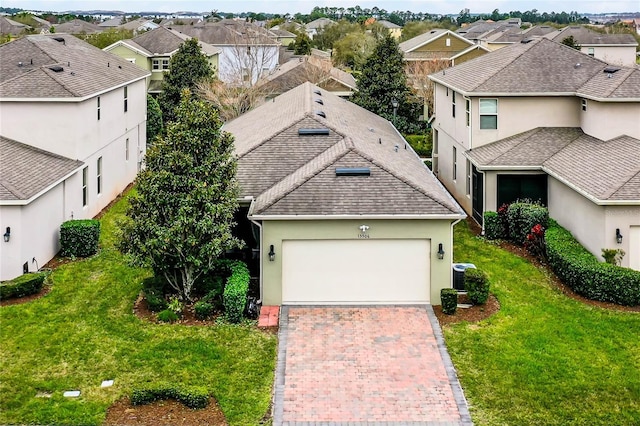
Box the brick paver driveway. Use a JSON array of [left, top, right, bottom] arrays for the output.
[[273, 306, 472, 425]]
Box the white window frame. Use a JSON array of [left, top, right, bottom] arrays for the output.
[[152, 57, 170, 71], [126, 138, 129, 161], [453, 146, 457, 181], [124, 85, 128, 113], [97, 96, 101, 120], [581, 99, 587, 111], [466, 159, 472, 196], [479, 98, 498, 130], [587, 47, 594, 57], [452, 91, 456, 118], [465, 98, 470, 127], [97, 157, 102, 195], [446, 37, 451, 47], [82, 167, 88, 207]]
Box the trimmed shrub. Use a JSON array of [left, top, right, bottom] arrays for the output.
[[546, 223, 640, 306], [465, 268, 490, 305], [483, 211, 504, 240], [60, 220, 100, 257], [131, 384, 209, 409], [441, 288, 458, 315], [0, 272, 47, 300], [157, 309, 179, 323], [524, 223, 546, 260], [194, 301, 214, 320], [507, 202, 549, 245], [223, 261, 250, 323]]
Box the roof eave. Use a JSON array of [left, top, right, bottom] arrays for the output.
[[248, 213, 467, 221], [0, 163, 84, 206]]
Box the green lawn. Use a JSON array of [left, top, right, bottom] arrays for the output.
[[450, 220, 640, 425], [0, 192, 277, 425]]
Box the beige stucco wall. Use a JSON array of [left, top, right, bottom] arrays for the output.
[[415, 34, 471, 53], [603, 205, 640, 269], [580, 45, 637, 67], [432, 129, 472, 216], [580, 99, 640, 140], [106, 44, 150, 71], [259, 219, 456, 306]]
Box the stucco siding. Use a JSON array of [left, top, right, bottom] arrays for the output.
[[580, 100, 640, 140], [470, 96, 581, 148], [218, 45, 279, 85], [106, 44, 150, 71], [433, 83, 470, 149], [260, 219, 455, 305], [604, 205, 640, 269], [580, 45, 637, 67]]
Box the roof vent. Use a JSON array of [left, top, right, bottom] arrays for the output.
[[430, 30, 436, 33], [315, 99, 324, 105], [52, 36, 65, 44], [315, 110, 326, 118], [335, 167, 371, 176], [48, 65, 64, 72], [603, 66, 620, 74], [298, 128, 330, 135], [521, 38, 533, 44], [313, 89, 322, 96]]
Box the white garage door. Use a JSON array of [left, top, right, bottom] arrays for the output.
[[630, 226, 640, 271], [282, 239, 430, 304]]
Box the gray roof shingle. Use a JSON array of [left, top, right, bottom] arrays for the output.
[[0, 34, 149, 99], [467, 128, 640, 202], [165, 20, 278, 46], [225, 82, 464, 217], [548, 26, 638, 46], [125, 26, 221, 57], [0, 136, 84, 202]]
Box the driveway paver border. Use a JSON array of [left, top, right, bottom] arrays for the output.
[[273, 305, 473, 426]]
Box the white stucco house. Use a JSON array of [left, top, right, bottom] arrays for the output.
[[0, 34, 149, 281], [429, 37, 640, 270], [224, 83, 465, 306]]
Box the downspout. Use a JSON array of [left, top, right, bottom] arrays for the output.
[[247, 197, 264, 303]]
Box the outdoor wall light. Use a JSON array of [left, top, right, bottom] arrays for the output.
[[437, 243, 445, 260], [3, 227, 9, 243], [268, 244, 275, 261], [616, 228, 623, 244]]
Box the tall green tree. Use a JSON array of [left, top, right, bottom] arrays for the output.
[[146, 94, 163, 144], [158, 38, 212, 124], [351, 34, 423, 134], [293, 32, 312, 55], [119, 90, 243, 302]]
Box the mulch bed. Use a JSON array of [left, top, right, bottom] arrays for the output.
[[103, 396, 227, 426], [132, 294, 223, 326], [433, 293, 500, 326]]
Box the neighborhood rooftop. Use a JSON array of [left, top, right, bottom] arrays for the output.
[[429, 37, 640, 98], [122, 26, 222, 57], [0, 34, 149, 99], [0, 135, 84, 202], [224, 82, 464, 217], [467, 128, 640, 203]]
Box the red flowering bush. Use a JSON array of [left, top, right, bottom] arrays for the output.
[[525, 223, 546, 260]]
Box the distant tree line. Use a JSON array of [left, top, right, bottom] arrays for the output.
[[456, 9, 589, 26]]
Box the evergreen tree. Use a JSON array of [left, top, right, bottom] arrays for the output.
[[146, 94, 163, 144], [157, 38, 213, 124], [351, 34, 423, 134], [119, 90, 243, 302], [293, 32, 312, 55]]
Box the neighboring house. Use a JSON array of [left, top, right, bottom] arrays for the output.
[[223, 82, 465, 306], [257, 55, 357, 98], [400, 29, 489, 66], [0, 34, 149, 281], [0, 16, 31, 37], [428, 37, 640, 270], [118, 18, 159, 34], [457, 18, 523, 46], [268, 28, 296, 47], [53, 19, 102, 35], [545, 26, 639, 66], [305, 17, 335, 38], [104, 27, 221, 94], [480, 25, 557, 50], [377, 20, 402, 39], [166, 20, 279, 85], [158, 18, 203, 26], [98, 16, 124, 28]]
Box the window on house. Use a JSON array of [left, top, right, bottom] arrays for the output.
[[465, 99, 470, 127], [466, 159, 472, 195], [453, 146, 457, 181], [82, 167, 88, 207], [126, 138, 129, 161], [152, 58, 159, 70], [97, 96, 101, 120], [446, 37, 451, 47], [446, 87, 449, 97], [162, 59, 169, 69], [152, 58, 170, 70], [452, 91, 456, 118], [97, 157, 102, 195], [588, 47, 594, 57], [479, 98, 498, 129], [124, 86, 128, 112], [581, 99, 587, 111]]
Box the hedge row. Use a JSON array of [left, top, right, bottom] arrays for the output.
[[131, 384, 209, 409], [483, 202, 548, 244], [0, 272, 47, 300], [545, 223, 640, 306], [60, 219, 100, 257], [223, 261, 250, 323], [465, 268, 490, 305]]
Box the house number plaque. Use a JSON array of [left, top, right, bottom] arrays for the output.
[[358, 225, 370, 239]]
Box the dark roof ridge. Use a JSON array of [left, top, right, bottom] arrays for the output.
[[0, 177, 26, 199]]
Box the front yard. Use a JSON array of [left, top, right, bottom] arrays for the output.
[[0, 192, 277, 425], [449, 220, 640, 425]]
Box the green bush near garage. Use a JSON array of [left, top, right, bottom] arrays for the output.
[[60, 219, 100, 257]]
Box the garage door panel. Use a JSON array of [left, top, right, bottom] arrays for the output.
[[282, 239, 430, 304]]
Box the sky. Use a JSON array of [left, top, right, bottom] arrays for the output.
[[3, 0, 639, 15]]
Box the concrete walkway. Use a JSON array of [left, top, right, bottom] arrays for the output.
[[273, 306, 472, 425]]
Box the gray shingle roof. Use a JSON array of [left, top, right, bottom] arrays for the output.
[[126, 27, 221, 57], [399, 29, 471, 53], [224, 82, 464, 217], [467, 128, 640, 202], [0, 34, 149, 99], [429, 37, 639, 98], [53, 19, 102, 34], [548, 26, 638, 46], [577, 67, 640, 99], [0, 135, 84, 202], [258, 56, 356, 94], [165, 21, 278, 46]]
